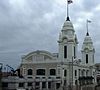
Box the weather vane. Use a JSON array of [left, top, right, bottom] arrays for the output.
[[86, 19, 91, 36], [66, 0, 73, 21]]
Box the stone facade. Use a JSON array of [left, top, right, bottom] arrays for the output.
[[2, 18, 96, 90]]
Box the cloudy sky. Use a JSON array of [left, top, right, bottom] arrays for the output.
[[0, 0, 100, 68]]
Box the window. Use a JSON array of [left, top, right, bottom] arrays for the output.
[[19, 83, 24, 87], [74, 46, 76, 58], [35, 82, 39, 86], [50, 69, 56, 75], [27, 69, 33, 75], [48, 82, 51, 88], [93, 54, 94, 63], [42, 82, 46, 88], [36, 69, 45, 75], [75, 70, 77, 76], [28, 82, 32, 86], [56, 83, 60, 89], [64, 70, 67, 76], [2, 83, 8, 87], [35, 82, 40, 89], [64, 46, 67, 58], [86, 54, 88, 64]]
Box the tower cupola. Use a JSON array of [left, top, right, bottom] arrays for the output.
[[81, 33, 95, 65]]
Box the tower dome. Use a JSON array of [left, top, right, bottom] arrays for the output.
[[62, 20, 74, 32], [82, 34, 94, 50]]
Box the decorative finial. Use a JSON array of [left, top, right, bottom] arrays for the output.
[[86, 19, 91, 36], [66, 0, 73, 21]]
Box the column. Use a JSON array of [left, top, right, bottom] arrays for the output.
[[46, 81, 48, 90], [40, 82, 42, 90]]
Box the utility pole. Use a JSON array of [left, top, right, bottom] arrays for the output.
[[69, 56, 74, 90]]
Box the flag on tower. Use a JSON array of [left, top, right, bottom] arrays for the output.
[[87, 20, 91, 23], [68, 0, 73, 4]]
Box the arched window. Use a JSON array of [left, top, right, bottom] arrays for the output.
[[36, 69, 45, 75], [27, 69, 33, 75], [50, 69, 56, 75]]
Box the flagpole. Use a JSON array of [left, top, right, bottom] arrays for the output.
[[86, 20, 89, 36], [86, 20, 91, 36], [66, 0, 69, 21]]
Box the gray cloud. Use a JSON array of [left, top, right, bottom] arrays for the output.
[[0, 0, 100, 68]]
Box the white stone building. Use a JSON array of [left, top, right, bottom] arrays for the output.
[[2, 17, 96, 90]]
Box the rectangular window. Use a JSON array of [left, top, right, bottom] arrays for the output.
[[50, 69, 56, 75], [64, 46, 67, 58], [74, 46, 76, 58], [75, 70, 77, 76], [56, 83, 60, 89], [42, 82, 46, 88], [48, 82, 51, 88], [93, 54, 94, 63], [64, 70, 67, 76], [36, 69, 45, 75], [19, 83, 24, 87], [28, 83, 32, 87], [2, 83, 8, 87], [86, 54, 88, 63], [35, 82, 40, 89]]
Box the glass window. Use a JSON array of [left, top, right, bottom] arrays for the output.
[[42, 82, 46, 88], [28, 82, 32, 86], [64, 46, 67, 58], [27, 69, 33, 75], [2, 83, 8, 87], [64, 70, 67, 76], [75, 70, 77, 76], [74, 46, 76, 58], [50, 69, 56, 75], [36, 69, 45, 75], [19, 83, 24, 87], [48, 82, 51, 88], [86, 54, 88, 63], [35, 82, 39, 86], [56, 83, 60, 89], [35, 82, 40, 89]]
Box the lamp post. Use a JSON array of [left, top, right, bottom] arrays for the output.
[[61, 61, 64, 90], [69, 56, 75, 90]]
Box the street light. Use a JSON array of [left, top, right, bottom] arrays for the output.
[[69, 56, 76, 90]]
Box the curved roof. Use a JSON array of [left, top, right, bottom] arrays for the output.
[[83, 35, 93, 44], [62, 20, 74, 31], [22, 50, 54, 60]]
